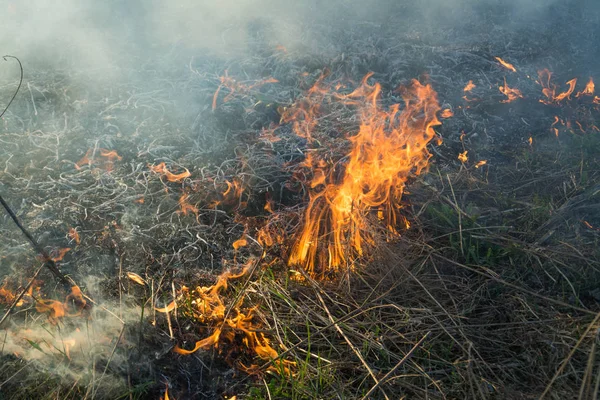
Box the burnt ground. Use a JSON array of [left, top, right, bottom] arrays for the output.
[[0, 1, 599, 399]]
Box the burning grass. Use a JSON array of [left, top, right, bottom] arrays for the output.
[[1, 6, 600, 399]]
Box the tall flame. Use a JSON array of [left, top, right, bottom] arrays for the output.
[[288, 73, 441, 276]]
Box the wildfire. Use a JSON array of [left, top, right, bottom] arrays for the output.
[[287, 73, 441, 276]]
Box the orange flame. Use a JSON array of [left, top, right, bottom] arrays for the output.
[[212, 70, 278, 110], [68, 228, 81, 245], [287, 73, 441, 276], [463, 80, 476, 92], [576, 78, 595, 97], [495, 57, 517, 72], [499, 78, 523, 103], [539, 69, 578, 104], [149, 162, 191, 183], [167, 262, 294, 375], [440, 109, 454, 118], [458, 151, 468, 163]]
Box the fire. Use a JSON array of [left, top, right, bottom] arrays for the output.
[[475, 160, 487, 168], [499, 78, 523, 103], [149, 162, 191, 183], [287, 73, 441, 276], [212, 70, 278, 110], [75, 148, 122, 172], [539, 69, 577, 104], [279, 71, 330, 140], [576, 78, 595, 97], [463, 80, 476, 92], [177, 193, 199, 217], [163, 262, 294, 375], [440, 109, 454, 118], [495, 57, 517, 72], [50, 247, 71, 262], [68, 228, 80, 245], [458, 151, 468, 163]]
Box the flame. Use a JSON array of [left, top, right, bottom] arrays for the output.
[[528, 137, 533, 145], [576, 78, 595, 97], [50, 248, 71, 262], [68, 228, 80, 245], [149, 162, 191, 182], [458, 151, 468, 163], [279, 71, 330, 141], [177, 193, 199, 217], [499, 78, 523, 103], [463, 80, 476, 92], [75, 148, 121, 171], [287, 73, 441, 276], [212, 70, 278, 110], [539, 69, 577, 104], [495, 57, 517, 72], [167, 262, 294, 374], [440, 109, 454, 118], [475, 160, 487, 168]]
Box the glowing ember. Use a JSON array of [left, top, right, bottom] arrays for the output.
[[458, 151, 468, 163], [287, 73, 441, 277], [475, 160, 487, 168], [495, 57, 517, 72]]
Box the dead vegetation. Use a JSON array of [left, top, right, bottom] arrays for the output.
[[0, 2, 599, 399]]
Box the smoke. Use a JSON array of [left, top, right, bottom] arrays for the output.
[[2, 0, 593, 81]]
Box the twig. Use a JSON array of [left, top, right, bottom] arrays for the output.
[[0, 55, 23, 119], [0, 262, 45, 327]]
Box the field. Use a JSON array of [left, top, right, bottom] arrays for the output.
[[0, 1, 599, 399]]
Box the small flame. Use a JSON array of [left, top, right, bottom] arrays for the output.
[[576, 78, 595, 97], [68, 228, 80, 245], [463, 80, 476, 92], [149, 162, 191, 182], [440, 109, 454, 118], [212, 70, 278, 110], [475, 160, 487, 168], [458, 151, 468, 163], [499, 78, 523, 103], [495, 57, 517, 72], [177, 193, 199, 217]]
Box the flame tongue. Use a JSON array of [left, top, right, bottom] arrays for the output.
[[288, 74, 441, 276]]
